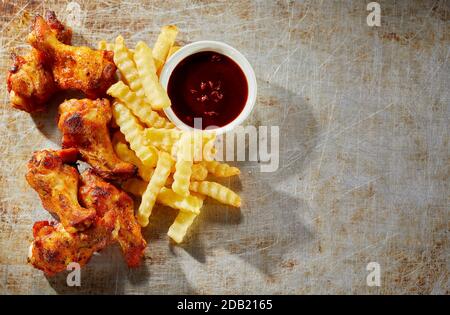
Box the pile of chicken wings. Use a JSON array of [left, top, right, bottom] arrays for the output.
[[7, 11, 146, 275]]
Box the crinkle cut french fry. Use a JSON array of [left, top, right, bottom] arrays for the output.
[[202, 133, 217, 161], [143, 128, 180, 152], [108, 81, 173, 129], [172, 132, 193, 197], [122, 178, 147, 197], [157, 187, 203, 214], [191, 163, 208, 181], [111, 101, 158, 167], [165, 165, 205, 182], [98, 40, 114, 51], [167, 45, 180, 58], [167, 210, 198, 244], [189, 181, 241, 207], [138, 152, 174, 227], [188, 131, 216, 162], [153, 25, 178, 75], [113, 35, 146, 99], [113, 142, 154, 181], [202, 160, 240, 177], [134, 41, 171, 109]]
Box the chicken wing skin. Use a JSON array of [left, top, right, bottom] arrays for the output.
[[26, 149, 96, 231], [7, 49, 56, 113], [6, 11, 72, 113], [29, 214, 116, 276], [58, 98, 137, 180], [29, 169, 146, 275], [28, 15, 117, 98], [79, 169, 146, 268]]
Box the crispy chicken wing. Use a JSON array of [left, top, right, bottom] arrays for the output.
[[58, 98, 137, 180], [26, 149, 96, 231], [28, 215, 115, 276], [29, 169, 146, 275], [28, 14, 117, 98], [79, 170, 146, 268], [7, 49, 56, 113], [6, 11, 72, 113]]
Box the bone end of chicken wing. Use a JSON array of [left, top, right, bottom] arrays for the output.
[[26, 149, 96, 231], [58, 98, 137, 181]]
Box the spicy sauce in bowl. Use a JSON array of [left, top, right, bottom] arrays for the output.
[[167, 51, 248, 129]]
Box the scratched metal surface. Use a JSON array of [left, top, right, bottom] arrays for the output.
[[0, 0, 448, 294]]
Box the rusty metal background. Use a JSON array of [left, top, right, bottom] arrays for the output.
[[0, 0, 448, 294]]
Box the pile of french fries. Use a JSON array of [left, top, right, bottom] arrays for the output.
[[99, 26, 241, 244]]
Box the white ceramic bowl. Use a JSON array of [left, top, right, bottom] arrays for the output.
[[160, 40, 257, 134]]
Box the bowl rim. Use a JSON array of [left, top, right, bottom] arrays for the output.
[[160, 40, 257, 134]]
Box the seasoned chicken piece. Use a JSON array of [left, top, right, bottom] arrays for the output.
[[58, 98, 137, 180], [6, 11, 72, 113], [29, 213, 116, 276], [28, 169, 146, 275], [26, 149, 96, 231], [28, 14, 117, 98], [79, 169, 146, 268], [7, 49, 56, 113]]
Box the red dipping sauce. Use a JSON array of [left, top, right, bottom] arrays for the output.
[[167, 51, 248, 129]]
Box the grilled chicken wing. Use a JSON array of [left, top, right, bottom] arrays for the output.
[[6, 11, 72, 113], [28, 215, 115, 276], [26, 149, 96, 231], [58, 98, 136, 180], [29, 169, 146, 275], [28, 14, 117, 98], [79, 170, 146, 268], [7, 49, 56, 113]]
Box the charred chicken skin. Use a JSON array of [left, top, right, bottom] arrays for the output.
[[29, 169, 146, 275], [58, 98, 137, 180], [26, 149, 96, 232], [28, 14, 117, 98], [79, 170, 146, 268], [6, 11, 72, 113]]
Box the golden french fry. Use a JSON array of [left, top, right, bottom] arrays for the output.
[[98, 40, 114, 51], [191, 163, 208, 181], [193, 131, 216, 161], [153, 25, 178, 75], [122, 179, 202, 214], [172, 132, 193, 197], [111, 101, 158, 167], [113, 35, 147, 99], [143, 127, 181, 152], [108, 81, 173, 129], [168, 211, 198, 244], [189, 181, 241, 207], [190, 191, 206, 201], [202, 161, 240, 177], [157, 187, 203, 214], [167, 45, 180, 58], [122, 178, 147, 197], [202, 133, 216, 161], [134, 41, 171, 109], [138, 152, 174, 227], [113, 141, 154, 181]]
